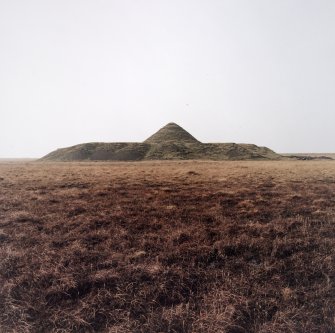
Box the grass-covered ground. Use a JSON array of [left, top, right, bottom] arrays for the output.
[[0, 160, 334, 332]]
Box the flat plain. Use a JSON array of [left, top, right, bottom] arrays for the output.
[[0, 160, 334, 332]]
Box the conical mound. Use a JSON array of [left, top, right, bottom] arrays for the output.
[[40, 121, 281, 161], [144, 122, 200, 144]]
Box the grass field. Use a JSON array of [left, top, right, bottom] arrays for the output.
[[0, 160, 334, 332]]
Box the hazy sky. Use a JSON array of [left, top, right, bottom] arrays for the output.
[[1, 0, 334, 157]]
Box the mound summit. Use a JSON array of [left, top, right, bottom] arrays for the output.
[[41, 122, 281, 161]]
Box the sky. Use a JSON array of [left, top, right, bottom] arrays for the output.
[[1, 0, 334, 157]]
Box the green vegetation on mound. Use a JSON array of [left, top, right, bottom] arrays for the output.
[[41, 122, 281, 161], [144, 122, 200, 144]]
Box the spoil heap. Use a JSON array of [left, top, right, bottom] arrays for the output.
[[41, 122, 281, 161]]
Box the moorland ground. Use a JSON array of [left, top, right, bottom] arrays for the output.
[[0, 160, 334, 332]]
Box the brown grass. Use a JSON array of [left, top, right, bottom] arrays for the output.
[[0, 160, 334, 332]]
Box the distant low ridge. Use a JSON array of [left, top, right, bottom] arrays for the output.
[[41, 122, 281, 161]]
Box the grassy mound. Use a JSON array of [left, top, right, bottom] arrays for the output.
[[144, 122, 200, 144], [41, 123, 281, 161]]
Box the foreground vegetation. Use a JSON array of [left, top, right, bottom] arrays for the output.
[[0, 160, 334, 332]]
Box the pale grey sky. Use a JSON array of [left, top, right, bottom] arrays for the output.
[[1, 0, 334, 157]]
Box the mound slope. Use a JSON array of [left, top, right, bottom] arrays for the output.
[[41, 122, 281, 161], [145, 122, 200, 144]]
